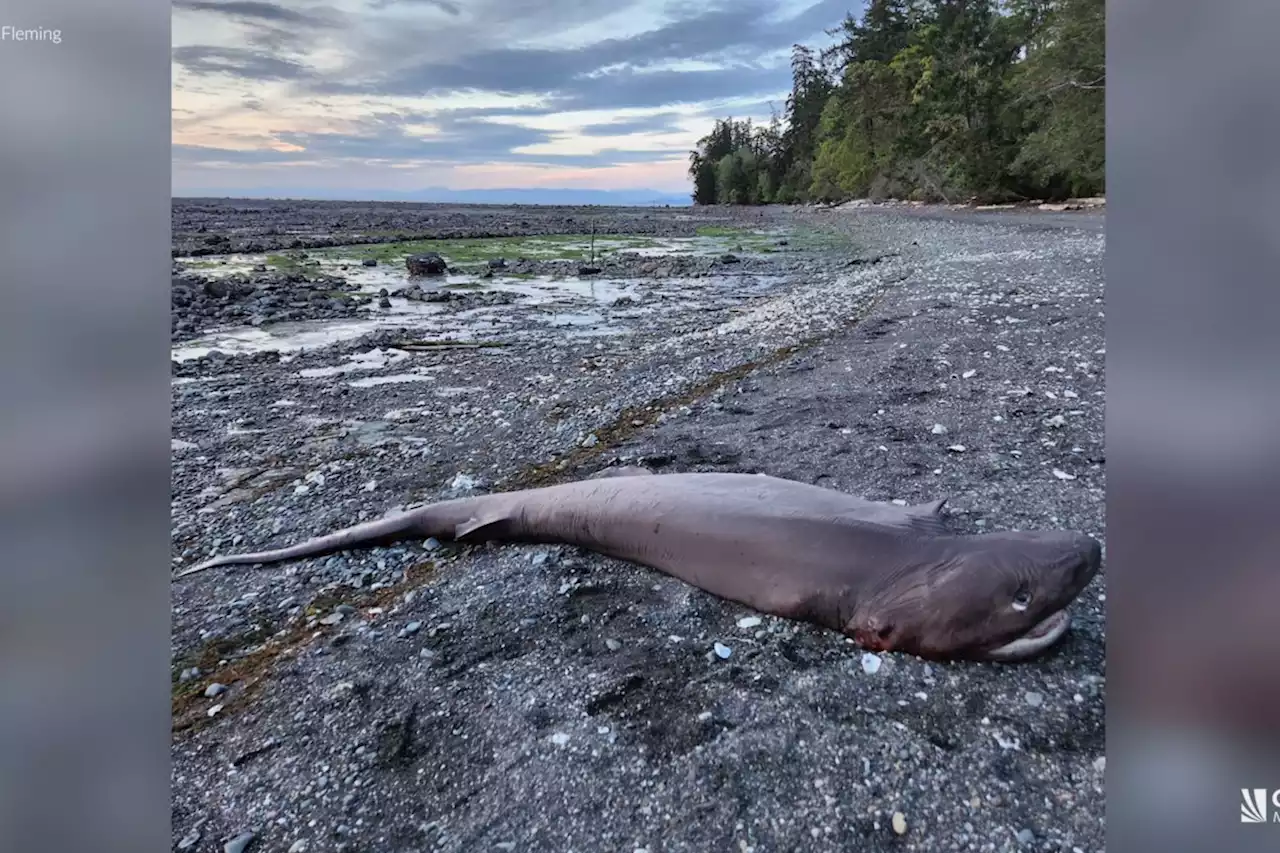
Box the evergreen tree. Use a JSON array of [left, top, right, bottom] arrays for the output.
[[686, 0, 1103, 206]]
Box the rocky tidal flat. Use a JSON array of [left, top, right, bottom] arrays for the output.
[[171, 199, 1106, 853]]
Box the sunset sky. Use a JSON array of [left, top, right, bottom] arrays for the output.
[[171, 0, 854, 199]]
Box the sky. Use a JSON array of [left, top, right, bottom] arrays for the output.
[[171, 0, 857, 199]]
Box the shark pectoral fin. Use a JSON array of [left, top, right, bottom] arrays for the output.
[[454, 514, 514, 541]]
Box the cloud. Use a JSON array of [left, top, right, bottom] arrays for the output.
[[174, 109, 691, 169], [577, 112, 686, 136], [173, 46, 313, 81], [307, 0, 843, 102], [175, 110, 556, 166], [366, 0, 461, 13], [171, 0, 849, 192], [171, 1, 335, 26], [560, 66, 791, 111]]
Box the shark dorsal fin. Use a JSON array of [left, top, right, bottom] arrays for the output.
[[903, 498, 950, 536]]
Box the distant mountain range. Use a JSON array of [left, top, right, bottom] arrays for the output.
[[172, 186, 693, 207]]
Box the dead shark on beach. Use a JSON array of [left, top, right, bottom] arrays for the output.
[[176, 468, 1102, 662]]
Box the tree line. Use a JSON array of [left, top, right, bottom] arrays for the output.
[[688, 0, 1103, 205]]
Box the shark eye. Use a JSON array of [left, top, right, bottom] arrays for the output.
[[1012, 587, 1033, 611]]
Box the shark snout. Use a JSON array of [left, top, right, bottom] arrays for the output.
[[1065, 532, 1102, 594]]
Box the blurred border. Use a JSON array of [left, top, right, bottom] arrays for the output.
[[0, 1, 173, 851], [1109, 0, 1280, 851]]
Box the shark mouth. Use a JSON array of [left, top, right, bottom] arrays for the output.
[[982, 609, 1073, 661]]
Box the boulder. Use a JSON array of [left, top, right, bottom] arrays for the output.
[[406, 252, 448, 276]]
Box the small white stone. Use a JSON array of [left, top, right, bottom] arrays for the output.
[[550, 732, 570, 746], [962, 369, 976, 379], [930, 423, 948, 435], [947, 444, 966, 452], [737, 616, 762, 629], [861, 653, 882, 675], [993, 731, 1020, 750], [1052, 468, 1077, 481], [713, 642, 733, 659]]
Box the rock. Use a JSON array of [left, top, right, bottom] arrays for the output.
[[362, 258, 377, 267], [204, 279, 235, 298], [488, 258, 507, 269], [892, 812, 907, 835], [930, 423, 948, 435], [224, 832, 256, 853], [737, 616, 762, 629], [204, 682, 227, 698], [579, 265, 602, 275], [719, 253, 740, 264], [406, 252, 448, 276], [378, 296, 392, 309], [713, 642, 732, 659], [861, 653, 882, 674]]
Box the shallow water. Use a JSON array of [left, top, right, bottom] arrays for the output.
[[171, 270, 792, 362]]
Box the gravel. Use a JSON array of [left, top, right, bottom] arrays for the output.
[[171, 200, 1105, 853]]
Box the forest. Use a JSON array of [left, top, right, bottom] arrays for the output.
[[688, 0, 1103, 205]]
